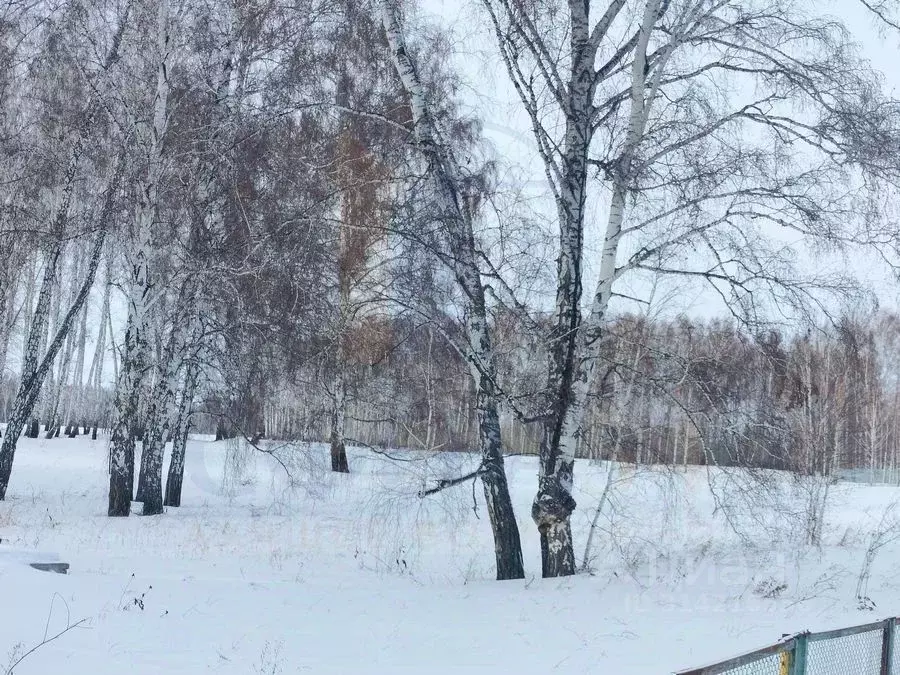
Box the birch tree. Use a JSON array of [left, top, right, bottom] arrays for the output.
[[0, 157, 123, 499], [0, 3, 131, 500], [478, 0, 900, 575], [108, 0, 174, 517], [327, 132, 388, 474], [150, 0, 336, 502], [164, 357, 200, 507], [381, 0, 525, 580], [136, 282, 197, 514], [323, 8, 402, 473]]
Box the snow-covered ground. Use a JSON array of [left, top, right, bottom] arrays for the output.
[[2, 435, 900, 674]]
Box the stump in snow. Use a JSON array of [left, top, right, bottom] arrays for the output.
[[29, 561, 69, 574]]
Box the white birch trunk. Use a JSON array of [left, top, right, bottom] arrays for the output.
[[164, 361, 198, 507], [108, 0, 170, 516], [381, 0, 524, 580], [65, 298, 90, 432], [0, 181, 115, 498], [531, 0, 679, 577]]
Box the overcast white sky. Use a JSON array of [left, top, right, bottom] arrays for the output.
[[417, 0, 900, 325]]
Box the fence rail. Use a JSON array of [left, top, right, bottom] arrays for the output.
[[676, 618, 900, 675]]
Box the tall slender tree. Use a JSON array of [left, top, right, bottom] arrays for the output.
[[109, 0, 174, 516], [0, 4, 132, 500], [381, 0, 525, 580], [475, 0, 900, 576]]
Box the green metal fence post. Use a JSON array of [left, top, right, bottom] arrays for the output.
[[790, 632, 808, 675], [882, 618, 895, 675]]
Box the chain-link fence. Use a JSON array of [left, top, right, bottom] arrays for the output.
[[892, 621, 900, 674], [676, 618, 898, 675]]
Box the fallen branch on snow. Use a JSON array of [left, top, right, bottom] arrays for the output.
[[5, 594, 87, 675], [417, 465, 484, 498]]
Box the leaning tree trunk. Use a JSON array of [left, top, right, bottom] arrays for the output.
[[0, 224, 109, 499], [0, 154, 121, 497], [136, 328, 180, 514], [382, 0, 524, 580], [136, 406, 168, 514], [475, 379, 524, 580], [0, 8, 129, 500], [63, 298, 89, 433], [110, 0, 171, 516], [0, 249, 58, 493], [164, 364, 197, 507], [107, 313, 144, 517]]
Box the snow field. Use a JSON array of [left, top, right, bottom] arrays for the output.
[[2, 435, 900, 673]]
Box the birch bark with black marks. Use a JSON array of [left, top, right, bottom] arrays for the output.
[[329, 366, 349, 472], [109, 0, 172, 516], [381, 0, 525, 580], [107, 306, 144, 515], [136, 295, 190, 514], [45, 254, 81, 437], [0, 171, 119, 498], [164, 361, 198, 507], [478, 0, 627, 577], [329, 195, 350, 473], [135, 376, 173, 514], [480, 0, 900, 576], [87, 253, 113, 434], [0, 7, 130, 497], [532, 0, 666, 577]]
